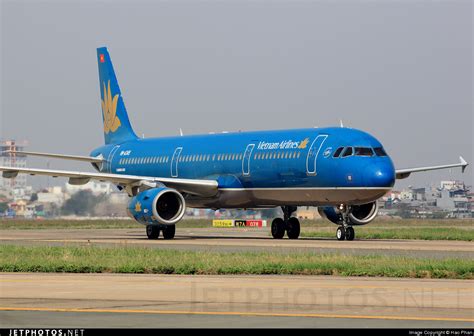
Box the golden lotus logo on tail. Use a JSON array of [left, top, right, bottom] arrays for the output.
[[101, 80, 121, 133]]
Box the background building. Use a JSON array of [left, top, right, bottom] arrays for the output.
[[0, 140, 29, 199]]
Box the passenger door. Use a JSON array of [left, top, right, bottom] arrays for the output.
[[242, 143, 255, 176], [171, 147, 183, 177], [306, 135, 328, 175]]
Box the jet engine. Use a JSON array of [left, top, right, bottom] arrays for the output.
[[318, 201, 379, 226], [127, 187, 186, 225]]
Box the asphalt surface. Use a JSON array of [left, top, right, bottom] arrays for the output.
[[1, 273, 473, 328], [1, 228, 473, 259]]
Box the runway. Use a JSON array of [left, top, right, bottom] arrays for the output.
[[1, 228, 473, 259], [1, 273, 473, 328]]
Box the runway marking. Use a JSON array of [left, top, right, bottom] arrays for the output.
[[0, 307, 473, 323]]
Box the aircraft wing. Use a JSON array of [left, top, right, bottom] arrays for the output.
[[2, 150, 104, 163], [0, 166, 218, 197], [395, 156, 468, 179]]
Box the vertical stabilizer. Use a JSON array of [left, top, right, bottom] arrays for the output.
[[97, 47, 138, 144]]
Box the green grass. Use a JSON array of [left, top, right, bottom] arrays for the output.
[[0, 245, 472, 279], [0, 218, 210, 230], [301, 227, 474, 241]]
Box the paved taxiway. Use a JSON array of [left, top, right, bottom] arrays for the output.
[[1, 228, 473, 259], [1, 273, 473, 328]]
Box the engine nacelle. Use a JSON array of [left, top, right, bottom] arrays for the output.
[[127, 187, 186, 225], [318, 201, 379, 226]]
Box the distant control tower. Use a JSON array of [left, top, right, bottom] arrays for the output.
[[0, 140, 28, 191]]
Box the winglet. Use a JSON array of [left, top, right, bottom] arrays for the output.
[[460, 156, 468, 173]]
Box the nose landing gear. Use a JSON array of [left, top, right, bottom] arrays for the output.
[[336, 205, 355, 241], [271, 206, 300, 239]]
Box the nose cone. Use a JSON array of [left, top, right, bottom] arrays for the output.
[[364, 161, 395, 188]]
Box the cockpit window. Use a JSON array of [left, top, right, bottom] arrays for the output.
[[354, 147, 374, 157], [341, 147, 353, 157], [373, 147, 387, 157], [333, 147, 344, 158]]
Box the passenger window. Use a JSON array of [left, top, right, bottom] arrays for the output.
[[342, 147, 353, 157], [297, 152, 301, 158], [355, 147, 373, 157], [374, 147, 387, 157]]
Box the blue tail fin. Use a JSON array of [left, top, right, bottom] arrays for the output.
[[97, 47, 138, 145]]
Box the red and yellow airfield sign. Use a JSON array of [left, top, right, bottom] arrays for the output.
[[212, 219, 267, 228]]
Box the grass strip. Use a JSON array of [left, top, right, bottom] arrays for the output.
[[301, 227, 474, 241], [0, 245, 472, 279], [0, 219, 208, 230]]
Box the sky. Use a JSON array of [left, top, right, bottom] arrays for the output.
[[1, 0, 472, 190]]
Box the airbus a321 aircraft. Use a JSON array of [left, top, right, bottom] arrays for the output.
[[1, 47, 468, 241]]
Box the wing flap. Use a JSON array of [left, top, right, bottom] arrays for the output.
[[0, 166, 218, 197]]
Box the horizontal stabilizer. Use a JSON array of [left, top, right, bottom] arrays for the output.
[[2, 150, 104, 163]]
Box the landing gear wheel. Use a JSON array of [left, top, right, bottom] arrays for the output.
[[336, 226, 346, 241], [271, 218, 285, 239], [345, 227, 355, 241], [162, 225, 176, 240], [146, 225, 160, 239], [286, 217, 300, 239]]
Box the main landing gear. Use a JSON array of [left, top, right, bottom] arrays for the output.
[[146, 224, 176, 240], [335, 205, 355, 241], [271, 206, 300, 239]]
